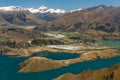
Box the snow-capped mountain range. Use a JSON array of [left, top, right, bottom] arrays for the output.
[[0, 5, 82, 14], [0, 5, 82, 21], [28, 5, 66, 13], [0, 6, 23, 11], [0, 5, 107, 21]]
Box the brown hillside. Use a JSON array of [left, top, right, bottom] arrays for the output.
[[56, 63, 120, 80], [48, 5, 120, 33], [0, 10, 46, 26]]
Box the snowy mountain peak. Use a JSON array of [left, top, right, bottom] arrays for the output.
[[38, 5, 48, 10], [0, 5, 82, 14], [29, 5, 66, 14], [0, 6, 23, 11], [69, 8, 82, 12], [27, 8, 39, 13]]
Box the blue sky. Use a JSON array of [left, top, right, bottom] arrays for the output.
[[0, 0, 120, 10]]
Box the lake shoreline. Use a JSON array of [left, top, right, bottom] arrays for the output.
[[1, 42, 120, 73], [19, 48, 120, 72]]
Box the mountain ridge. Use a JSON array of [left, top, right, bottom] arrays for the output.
[[0, 5, 82, 14], [33, 5, 120, 41], [0, 10, 46, 27], [0, 5, 82, 21]]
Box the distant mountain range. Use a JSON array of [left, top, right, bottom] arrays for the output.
[[0, 5, 82, 21], [31, 5, 66, 21], [0, 5, 82, 14], [28, 5, 66, 14]]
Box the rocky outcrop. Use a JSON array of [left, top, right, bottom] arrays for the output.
[[31, 38, 67, 45]]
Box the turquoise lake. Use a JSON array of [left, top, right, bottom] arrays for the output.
[[97, 40, 120, 47], [0, 54, 120, 80], [32, 52, 80, 60], [0, 41, 120, 80]]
